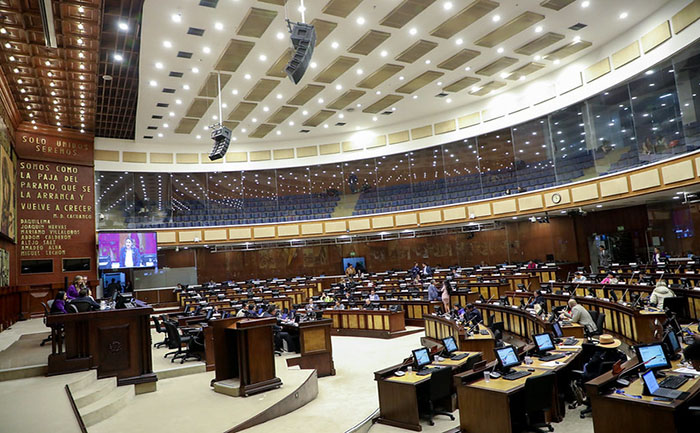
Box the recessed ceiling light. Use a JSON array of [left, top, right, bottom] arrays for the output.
[[553, 59, 560, 65], [535, 26, 543, 33], [163, 123, 169, 128], [356, 16, 365, 25], [288, 121, 294, 126], [519, 76, 526, 81], [645, 70, 654, 75], [196, 134, 201, 139], [0, 28, 6, 34], [183, 84, 190, 90], [276, 32, 284, 40], [323, 124, 328, 128], [192, 67, 199, 73], [5, 42, 11, 49], [232, 89, 238, 95], [497, 47, 504, 54], [331, 41, 339, 49], [175, 99, 182, 104], [409, 27, 417, 35], [464, 66, 471, 71], [399, 76, 405, 80], [534, 55, 541, 61], [297, 5, 306, 13], [437, 81, 442, 85], [375, 90, 381, 95], [169, 111, 175, 117], [356, 68, 363, 75], [573, 36, 581, 43], [244, 73, 251, 79], [259, 54, 267, 61], [263, 106, 269, 112], [581, 1, 590, 7], [492, 14, 501, 22], [77, 38, 83, 45], [310, 62, 317, 68], [158, 133, 163, 137], [79, 64, 85, 70], [424, 59, 431, 64], [446, 98, 452, 103], [155, 62, 163, 69], [8, 56, 15, 61], [500, 72, 509, 79], [380, 50, 388, 57], [214, 22, 223, 30], [113, 53, 123, 61], [372, 116, 377, 121], [317, 98, 324, 103], [335, 84, 342, 90], [619, 12, 628, 19], [222, 103, 227, 108], [276, 130, 282, 135], [78, 52, 85, 58], [356, 103, 362, 107], [339, 113, 344, 119], [455, 38, 463, 45], [302, 110, 308, 115], [203, 46, 211, 54], [149, 80, 157, 86], [251, 118, 257, 123], [443, 2, 453, 10], [78, 6, 84, 13], [118, 22, 129, 31], [171, 13, 181, 23]]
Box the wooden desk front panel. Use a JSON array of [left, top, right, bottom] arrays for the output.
[[326, 310, 405, 332]]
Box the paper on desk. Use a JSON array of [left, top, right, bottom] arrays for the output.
[[559, 345, 582, 349], [541, 361, 560, 367], [673, 367, 700, 376]]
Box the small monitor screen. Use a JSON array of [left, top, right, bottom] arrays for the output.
[[442, 336, 458, 354], [642, 370, 660, 394], [636, 343, 671, 370], [664, 331, 681, 354], [534, 333, 555, 352], [413, 347, 431, 369], [495, 346, 520, 369], [552, 322, 563, 338]]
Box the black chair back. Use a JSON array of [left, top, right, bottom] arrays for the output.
[[163, 321, 182, 349], [524, 372, 556, 412], [152, 316, 165, 333], [595, 312, 605, 335], [664, 297, 686, 317], [588, 310, 599, 324], [492, 322, 504, 340], [428, 366, 453, 401]]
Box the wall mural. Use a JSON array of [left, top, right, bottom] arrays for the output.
[[0, 112, 16, 241], [0, 248, 9, 286]]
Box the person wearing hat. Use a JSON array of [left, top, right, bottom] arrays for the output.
[[650, 280, 675, 309], [582, 334, 627, 381], [572, 272, 587, 283]]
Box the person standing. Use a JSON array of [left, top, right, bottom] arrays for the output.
[[427, 280, 439, 301], [119, 237, 141, 268], [440, 280, 451, 313], [598, 245, 611, 269]]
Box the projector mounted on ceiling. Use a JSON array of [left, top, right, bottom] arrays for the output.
[[38, 0, 58, 48]]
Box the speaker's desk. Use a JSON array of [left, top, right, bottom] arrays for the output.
[[587, 357, 700, 433], [375, 351, 482, 431], [455, 341, 582, 433], [283, 318, 336, 377]]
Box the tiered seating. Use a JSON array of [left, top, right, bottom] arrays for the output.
[[124, 193, 340, 228]]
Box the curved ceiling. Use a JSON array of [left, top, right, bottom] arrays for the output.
[[134, 0, 669, 145]]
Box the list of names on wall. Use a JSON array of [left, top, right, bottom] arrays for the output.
[[18, 160, 94, 257]]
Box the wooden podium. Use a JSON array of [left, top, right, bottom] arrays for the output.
[[45, 306, 157, 389], [285, 318, 336, 377], [211, 317, 282, 396]]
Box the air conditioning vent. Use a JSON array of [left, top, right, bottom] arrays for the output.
[[177, 51, 193, 59], [381, 111, 393, 115], [569, 23, 587, 31], [169, 71, 184, 78], [187, 27, 205, 36], [335, 122, 346, 126], [299, 129, 310, 133], [436, 92, 448, 98]]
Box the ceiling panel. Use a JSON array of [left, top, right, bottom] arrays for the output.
[[266, 48, 293, 78], [266, 106, 298, 124], [430, 0, 499, 39], [540, 0, 576, 11], [322, 0, 363, 18], [313, 56, 359, 83], [395, 40, 438, 63], [198, 73, 232, 97], [470, 81, 506, 96], [395, 70, 444, 93], [287, 84, 326, 105], [249, 123, 276, 138], [303, 110, 336, 127], [475, 12, 545, 48], [443, 77, 480, 93], [362, 94, 403, 113], [506, 62, 546, 80], [214, 39, 256, 72], [244, 78, 281, 101], [327, 90, 366, 110], [175, 117, 199, 134], [310, 19, 338, 46], [545, 40, 593, 60], [348, 30, 391, 55], [437, 49, 481, 70], [514, 32, 565, 56], [227, 101, 258, 121], [356, 64, 404, 89], [185, 98, 214, 118], [236, 7, 277, 38], [380, 0, 438, 29], [476, 57, 518, 76]]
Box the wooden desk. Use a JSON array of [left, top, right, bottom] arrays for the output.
[[473, 302, 551, 342], [46, 306, 157, 389], [284, 319, 336, 377], [423, 314, 496, 361], [326, 308, 405, 338], [587, 357, 700, 433], [375, 352, 480, 431]]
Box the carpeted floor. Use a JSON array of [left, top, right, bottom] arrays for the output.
[[0, 332, 51, 369]]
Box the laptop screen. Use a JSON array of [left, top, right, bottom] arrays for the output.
[[642, 370, 659, 394]]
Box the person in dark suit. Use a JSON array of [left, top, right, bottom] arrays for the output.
[[465, 304, 483, 326], [263, 305, 296, 352], [69, 289, 101, 312], [119, 238, 141, 268]]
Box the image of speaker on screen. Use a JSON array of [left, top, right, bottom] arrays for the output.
[[98, 232, 158, 270], [119, 237, 141, 268]]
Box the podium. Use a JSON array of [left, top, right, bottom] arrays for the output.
[[285, 318, 336, 377], [211, 317, 282, 397]]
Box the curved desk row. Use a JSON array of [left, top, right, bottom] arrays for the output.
[[423, 314, 496, 361], [324, 309, 406, 338]]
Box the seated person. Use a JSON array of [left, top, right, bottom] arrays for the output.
[[333, 300, 345, 310], [69, 289, 101, 312], [572, 272, 587, 283], [650, 281, 675, 309], [451, 303, 465, 318], [559, 299, 597, 333], [368, 290, 380, 301], [242, 303, 257, 318], [320, 293, 333, 303], [526, 260, 537, 269], [66, 276, 83, 300], [105, 278, 122, 298], [263, 305, 296, 352], [684, 340, 700, 371], [427, 280, 439, 301], [582, 335, 627, 381], [464, 303, 482, 325], [50, 291, 69, 314], [363, 299, 375, 310], [527, 291, 545, 309], [600, 272, 618, 284], [345, 263, 356, 278]]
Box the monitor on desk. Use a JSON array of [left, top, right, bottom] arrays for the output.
[[663, 330, 681, 357], [552, 322, 564, 339], [641, 369, 661, 395], [635, 343, 671, 371], [495, 346, 521, 372], [442, 336, 458, 355], [533, 333, 555, 355], [412, 347, 432, 370]]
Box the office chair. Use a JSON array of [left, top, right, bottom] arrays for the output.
[[523, 372, 556, 432], [663, 297, 686, 319], [152, 316, 168, 348], [40, 302, 53, 347], [593, 312, 605, 337], [490, 321, 505, 343], [163, 320, 193, 359], [419, 366, 455, 426]]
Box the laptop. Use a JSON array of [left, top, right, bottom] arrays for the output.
[[641, 370, 682, 400]]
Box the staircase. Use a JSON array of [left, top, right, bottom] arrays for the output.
[[332, 193, 361, 218], [67, 370, 135, 428]]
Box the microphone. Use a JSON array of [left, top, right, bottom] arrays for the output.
[[615, 355, 659, 387]]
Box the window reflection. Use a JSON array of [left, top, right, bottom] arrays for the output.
[[443, 138, 482, 202], [549, 104, 595, 183], [478, 129, 516, 198], [410, 148, 445, 209], [512, 118, 555, 192]]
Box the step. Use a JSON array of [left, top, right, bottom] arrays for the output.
[[72, 376, 117, 409], [79, 384, 135, 427], [65, 369, 97, 393]]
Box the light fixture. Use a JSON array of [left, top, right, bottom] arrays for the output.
[[310, 62, 317, 69], [232, 89, 238, 95], [288, 121, 294, 126], [492, 14, 501, 22], [259, 54, 267, 61], [356, 17, 365, 25], [113, 53, 123, 61], [276, 32, 284, 39], [118, 21, 128, 31], [302, 110, 308, 115], [497, 47, 504, 54], [425, 59, 431, 64], [380, 50, 388, 57], [244, 73, 251, 79], [155, 62, 163, 69], [78, 52, 85, 58], [203, 46, 211, 54], [317, 98, 324, 103], [534, 55, 541, 61], [175, 99, 182, 104], [553, 59, 560, 65], [535, 26, 543, 33], [8, 56, 15, 61], [263, 106, 269, 112], [335, 84, 342, 90], [276, 93, 283, 99], [356, 68, 363, 75], [619, 12, 628, 19], [443, 2, 453, 10], [456, 38, 463, 45], [573, 36, 581, 43], [331, 41, 339, 49], [169, 111, 175, 117], [581, 1, 590, 7], [171, 13, 182, 23], [215, 22, 223, 30], [409, 27, 417, 35], [149, 80, 157, 86]]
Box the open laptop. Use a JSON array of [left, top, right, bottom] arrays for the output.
[[641, 370, 682, 400]]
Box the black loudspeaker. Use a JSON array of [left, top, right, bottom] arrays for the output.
[[285, 22, 316, 84], [208, 126, 231, 161]]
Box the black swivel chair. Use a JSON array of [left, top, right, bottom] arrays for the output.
[[663, 297, 686, 318], [163, 320, 198, 363], [152, 316, 168, 348], [522, 372, 556, 432], [419, 366, 455, 426], [40, 302, 53, 346], [593, 312, 605, 337]]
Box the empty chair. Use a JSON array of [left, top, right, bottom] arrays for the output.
[[152, 316, 168, 348], [522, 372, 556, 432], [418, 366, 455, 426]]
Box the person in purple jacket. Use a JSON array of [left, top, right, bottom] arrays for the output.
[[66, 276, 83, 300], [50, 291, 68, 314]]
